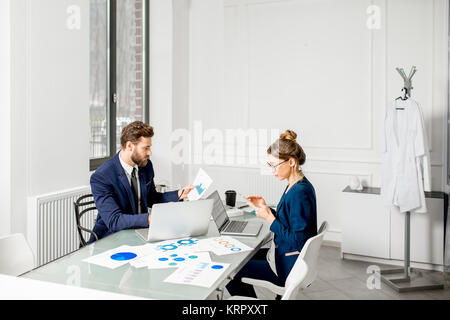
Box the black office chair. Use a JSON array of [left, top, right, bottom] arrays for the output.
[[73, 194, 98, 248]]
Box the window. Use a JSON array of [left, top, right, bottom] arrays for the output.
[[89, 0, 149, 171]]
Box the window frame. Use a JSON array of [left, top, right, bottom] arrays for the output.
[[90, 0, 150, 171]]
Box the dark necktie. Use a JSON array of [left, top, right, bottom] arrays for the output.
[[131, 168, 140, 214]]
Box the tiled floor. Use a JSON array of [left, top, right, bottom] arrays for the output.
[[224, 245, 450, 300]]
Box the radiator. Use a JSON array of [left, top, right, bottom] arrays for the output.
[[27, 186, 95, 267]]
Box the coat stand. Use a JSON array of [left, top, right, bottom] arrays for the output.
[[380, 211, 444, 292]]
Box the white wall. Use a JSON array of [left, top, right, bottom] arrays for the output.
[[149, 0, 174, 186], [3, 0, 445, 245], [149, 0, 192, 189], [9, 0, 90, 237], [171, 0, 191, 188], [183, 0, 449, 243], [0, 0, 11, 237]]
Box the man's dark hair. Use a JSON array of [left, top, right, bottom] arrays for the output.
[[120, 121, 154, 148]]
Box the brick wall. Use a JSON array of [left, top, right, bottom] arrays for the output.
[[134, 0, 144, 122]]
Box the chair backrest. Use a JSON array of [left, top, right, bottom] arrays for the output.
[[73, 194, 98, 247], [0, 233, 35, 276], [282, 221, 328, 300]]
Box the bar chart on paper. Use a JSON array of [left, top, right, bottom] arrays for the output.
[[164, 261, 230, 287], [188, 169, 213, 201]]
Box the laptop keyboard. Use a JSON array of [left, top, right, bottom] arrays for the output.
[[224, 220, 248, 233]]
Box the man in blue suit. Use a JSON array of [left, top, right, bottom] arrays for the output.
[[89, 121, 194, 243]]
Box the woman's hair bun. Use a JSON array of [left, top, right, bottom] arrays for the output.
[[280, 130, 297, 142], [268, 129, 306, 168]]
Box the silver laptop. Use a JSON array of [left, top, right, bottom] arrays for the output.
[[135, 199, 214, 242], [207, 191, 262, 236]]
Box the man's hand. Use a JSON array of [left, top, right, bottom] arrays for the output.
[[178, 184, 196, 200], [148, 213, 151, 226]]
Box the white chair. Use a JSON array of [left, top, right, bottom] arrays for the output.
[[0, 233, 35, 276], [228, 221, 328, 300]]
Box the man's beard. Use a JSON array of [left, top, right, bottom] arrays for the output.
[[131, 152, 148, 167]]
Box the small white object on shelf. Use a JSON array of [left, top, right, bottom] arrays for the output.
[[349, 176, 363, 191]]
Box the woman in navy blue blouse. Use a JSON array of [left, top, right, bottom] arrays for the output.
[[226, 130, 317, 298]]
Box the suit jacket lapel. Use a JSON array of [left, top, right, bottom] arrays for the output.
[[275, 185, 289, 217], [276, 199, 284, 218]]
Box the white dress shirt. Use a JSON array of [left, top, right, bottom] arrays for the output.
[[119, 151, 143, 213]]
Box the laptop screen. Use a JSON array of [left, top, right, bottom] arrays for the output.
[[207, 191, 229, 230]]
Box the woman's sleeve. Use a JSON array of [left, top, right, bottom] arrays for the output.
[[269, 191, 313, 249]]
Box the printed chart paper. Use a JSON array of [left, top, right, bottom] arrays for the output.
[[146, 236, 253, 256], [149, 237, 205, 254], [83, 245, 143, 269], [196, 236, 253, 256], [188, 168, 213, 201], [84, 236, 251, 271], [130, 251, 212, 269], [164, 261, 230, 288]]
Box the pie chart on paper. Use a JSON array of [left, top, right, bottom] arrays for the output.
[[110, 252, 138, 261]]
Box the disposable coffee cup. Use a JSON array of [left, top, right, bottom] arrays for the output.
[[225, 190, 237, 207]]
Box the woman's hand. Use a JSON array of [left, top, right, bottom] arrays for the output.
[[246, 196, 267, 208], [246, 196, 275, 225], [178, 184, 196, 200], [254, 206, 276, 225]]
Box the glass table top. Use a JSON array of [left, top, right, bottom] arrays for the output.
[[21, 213, 271, 300]]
